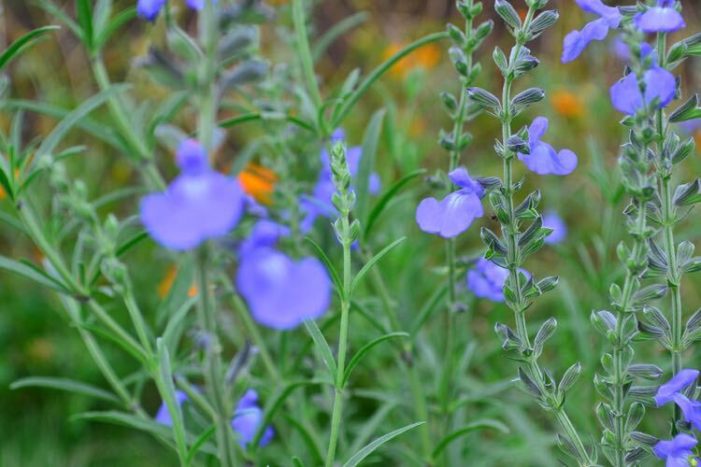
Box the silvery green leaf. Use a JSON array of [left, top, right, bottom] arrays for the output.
[[627, 364, 663, 380], [677, 240, 695, 267], [591, 310, 616, 336], [466, 87, 501, 112], [473, 20, 494, 49], [633, 284, 667, 306], [624, 447, 648, 463], [528, 10, 559, 39], [440, 91, 458, 113], [511, 88, 545, 116], [533, 317, 557, 356], [449, 46, 469, 76], [627, 386, 656, 405], [518, 216, 543, 247], [673, 179, 701, 206], [517, 367, 542, 398], [446, 23, 466, 46], [558, 362, 582, 394], [669, 94, 701, 122], [595, 403, 615, 432], [536, 276, 558, 295], [671, 138, 695, 164], [556, 434, 580, 460], [625, 403, 646, 433], [218, 26, 258, 61], [683, 307, 701, 347], [494, 322, 522, 351], [221, 59, 269, 89], [647, 239, 668, 273], [494, 0, 522, 29], [492, 46, 508, 74], [481, 227, 507, 255], [630, 431, 658, 446], [683, 257, 701, 274]]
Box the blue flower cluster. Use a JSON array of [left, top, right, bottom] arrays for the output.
[[653, 370, 701, 466], [137, 0, 213, 21]]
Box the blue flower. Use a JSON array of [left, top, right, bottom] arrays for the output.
[[655, 369, 699, 406], [236, 247, 332, 330], [137, 0, 212, 21], [672, 394, 701, 431], [415, 167, 485, 238], [653, 434, 697, 467], [467, 258, 510, 302], [231, 389, 274, 448], [543, 211, 567, 245], [300, 129, 380, 233], [239, 219, 290, 258], [562, 0, 622, 63], [140, 139, 245, 251], [610, 67, 676, 115], [154, 390, 188, 426], [635, 0, 686, 33], [518, 117, 578, 176]]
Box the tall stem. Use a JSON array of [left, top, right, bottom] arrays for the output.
[[196, 248, 237, 467], [325, 229, 352, 467], [498, 7, 592, 465]]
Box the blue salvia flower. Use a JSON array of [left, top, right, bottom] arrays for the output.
[[466, 258, 509, 302], [300, 129, 381, 233], [562, 0, 622, 63], [518, 117, 578, 176], [655, 369, 701, 430], [653, 434, 697, 467], [654, 369, 699, 406], [137, 0, 213, 21], [140, 139, 245, 251], [236, 246, 331, 330], [542, 211, 567, 245], [415, 167, 485, 238], [154, 390, 188, 426], [635, 0, 686, 33], [239, 219, 290, 258], [231, 389, 274, 447], [609, 67, 676, 115]]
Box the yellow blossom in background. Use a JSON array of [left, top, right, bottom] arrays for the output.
[[383, 42, 441, 79], [551, 89, 585, 119], [238, 163, 278, 205], [26, 337, 55, 363]]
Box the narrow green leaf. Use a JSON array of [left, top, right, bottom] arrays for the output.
[[186, 425, 216, 465], [431, 420, 510, 458], [77, 0, 94, 51], [292, 457, 306, 467], [312, 12, 369, 61], [303, 319, 337, 379], [0, 256, 69, 293], [156, 338, 189, 464], [356, 109, 385, 223], [351, 237, 406, 292], [96, 7, 137, 50], [0, 26, 60, 72], [34, 86, 128, 165], [342, 421, 425, 467], [410, 283, 449, 335], [10, 376, 120, 404], [343, 332, 409, 386], [332, 31, 448, 127], [304, 237, 343, 298], [284, 414, 325, 465], [364, 169, 426, 238], [73, 410, 173, 437]]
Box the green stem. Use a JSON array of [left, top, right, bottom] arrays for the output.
[[123, 287, 154, 356], [292, 0, 323, 112], [196, 248, 237, 467], [498, 7, 592, 465], [325, 226, 353, 467], [197, 0, 219, 152]]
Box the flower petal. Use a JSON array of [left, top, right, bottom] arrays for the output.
[[562, 18, 611, 63], [137, 0, 167, 21], [635, 7, 686, 33], [644, 66, 676, 109], [610, 72, 643, 115], [415, 192, 483, 238], [655, 368, 699, 406]]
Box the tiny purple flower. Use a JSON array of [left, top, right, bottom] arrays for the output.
[[635, 0, 686, 33], [467, 258, 510, 302], [610, 67, 676, 115], [655, 369, 699, 406], [236, 247, 332, 330], [231, 389, 274, 447], [562, 0, 622, 63], [518, 117, 578, 176], [155, 390, 188, 426], [543, 211, 567, 245], [415, 167, 485, 238], [654, 434, 697, 467], [137, 0, 213, 21], [140, 139, 245, 251]]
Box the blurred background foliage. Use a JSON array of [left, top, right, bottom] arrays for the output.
[[3, 0, 701, 465]]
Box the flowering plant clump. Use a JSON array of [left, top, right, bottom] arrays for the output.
[[2, 0, 701, 465]]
